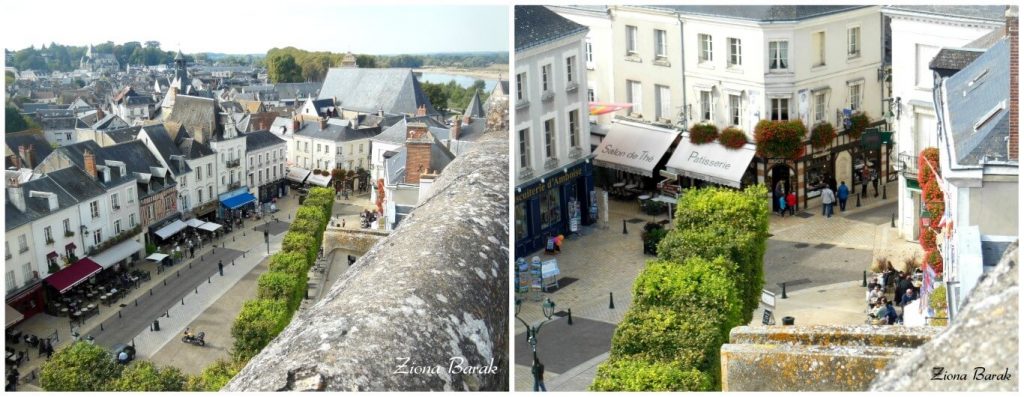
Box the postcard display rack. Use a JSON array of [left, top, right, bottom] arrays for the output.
[[516, 257, 560, 301]]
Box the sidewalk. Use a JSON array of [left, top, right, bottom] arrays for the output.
[[10, 194, 302, 388]]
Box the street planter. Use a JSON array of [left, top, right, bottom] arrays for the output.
[[641, 223, 667, 256]]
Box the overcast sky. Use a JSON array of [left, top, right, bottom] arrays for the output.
[[1, 1, 509, 55]]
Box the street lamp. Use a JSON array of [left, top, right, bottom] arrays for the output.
[[515, 297, 557, 361]]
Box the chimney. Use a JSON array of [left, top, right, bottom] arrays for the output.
[[96, 107, 105, 120], [8, 154, 20, 169], [84, 149, 97, 179], [451, 117, 462, 141], [405, 122, 432, 185], [416, 104, 427, 117], [1008, 6, 1019, 161], [17, 145, 27, 169], [319, 117, 327, 131], [463, 114, 471, 126], [417, 170, 438, 204], [7, 178, 25, 212], [25, 144, 34, 168], [292, 116, 301, 133]]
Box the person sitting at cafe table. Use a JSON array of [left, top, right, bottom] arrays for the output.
[[900, 288, 918, 307]]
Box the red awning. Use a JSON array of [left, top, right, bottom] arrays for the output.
[[46, 251, 58, 259], [45, 258, 102, 294]]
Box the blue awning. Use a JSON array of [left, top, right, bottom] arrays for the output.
[[221, 192, 257, 210]]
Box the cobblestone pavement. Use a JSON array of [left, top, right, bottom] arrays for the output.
[[513, 180, 919, 391]]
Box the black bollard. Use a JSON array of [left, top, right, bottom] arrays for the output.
[[781, 282, 788, 299], [609, 292, 615, 309], [194, 287, 197, 294], [222, 242, 225, 248], [100, 323, 104, 331], [163, 280, 167, 286], [189, 263, 192, 269], [863, 271, 868, 287], [118, 311, 122, 319], [567, 308, 573, 325], [856, 193, 861, 208], [882, 185, 887, 200], [233, 260, 235, 266], [201, 255, 204, 261], [208, 277, 211, 284], [233, 236, 235, 242], [177, 271, 180, 278], [150, 289, 153, 296], [891, 213, 896, 228], [243, 252, 246, 258], [622, 220, 628, 234], [181, 298, 184, 306], [134, 299, 138, 307], [165, 310, 169, 318]]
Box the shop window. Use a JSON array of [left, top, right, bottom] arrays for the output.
[[540, 189, 562, 230], [515, 202, 529, 240]]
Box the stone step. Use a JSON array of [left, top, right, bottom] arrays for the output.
[[730, 325, 941, 348], [720, 343, 914, 391]]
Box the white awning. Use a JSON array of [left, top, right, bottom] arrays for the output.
[[90, 239, 143, 269], [198, 222, 222, 232], [6, 305, 24, 328], [306, 173, 332, 187], [154, 219, 187, 240], [145, 253, 169, 262], [287, 167, 311, 183], [665, 133, 757, 188], [593, 120, 679, 177], [185, 218, 205, 228]]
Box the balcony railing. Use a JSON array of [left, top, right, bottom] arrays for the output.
[[227, 159, 241, 168], [896, 152, 919, 180], [228, 181, 241, 190]]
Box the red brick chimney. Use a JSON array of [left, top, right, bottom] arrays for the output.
[[451, 118, 462, 141], [84, 149, 97, 179], [96, 107, 105, 120], [292, 117, 301, 133], [25, 144, 33, 168], [17, 145, 27, 169], [405, 122, 432, 184], [1008, 6, 1018, 161]]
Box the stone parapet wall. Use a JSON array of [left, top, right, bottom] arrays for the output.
[[225, 130, 509, 391]]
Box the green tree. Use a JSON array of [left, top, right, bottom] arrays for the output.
[[110, 361, 185, 391], [267, 53, 303, 83], [592, 358, 713, 391], [6, 106, 30, 132], [40, 341, 121, 391], [356, 54, 378, 68], [6, 70, 15, 85], [421, 82, 449, 111]]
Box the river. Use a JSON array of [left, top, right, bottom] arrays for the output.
[[416, 72, 497, 92]]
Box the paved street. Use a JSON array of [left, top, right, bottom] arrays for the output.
[[513, 180, 916, 391]]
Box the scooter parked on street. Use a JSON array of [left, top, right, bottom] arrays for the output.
[[181, 328, 206, 347]]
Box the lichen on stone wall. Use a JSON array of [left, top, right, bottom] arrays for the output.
[[224, 130, 509, 391]]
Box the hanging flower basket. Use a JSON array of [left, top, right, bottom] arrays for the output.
[[810, 122, 837, 149], [924, 249, 943, 275], [847, 112, 870, 139], [754, 119, 807, 160], [718, 127, 747, 149], [689, 123, 719, 144]]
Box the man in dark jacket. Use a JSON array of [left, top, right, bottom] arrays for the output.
[[532, 359, 547, 391], [896, 275, 914, 303], [837, 181, 850, 211]]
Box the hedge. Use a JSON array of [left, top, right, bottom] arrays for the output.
[[268, 251, 310, 275], [231, 298, 292, 361], [185, 359, 244, 391], [110, 361, 186, 391], [282, 232, 318, 265], [671, 185, 770, 237], [609, 306, 727, 379], [591, 357, 714, 391], [40, 341, 122, 391], [257, 270, 306, 311], [632, 258, 744, 335]]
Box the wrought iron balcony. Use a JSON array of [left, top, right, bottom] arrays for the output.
[[228, 181, 241, 190], [226, 159, 241, 168]]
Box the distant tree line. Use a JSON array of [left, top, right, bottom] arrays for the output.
[[420, 80, 489, 114], [264, 47, 507, 83], [7, 41, 182, 73]]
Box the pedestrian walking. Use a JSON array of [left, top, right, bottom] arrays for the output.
[[821, 186, 836, 218], [871, 169, 880, 197], [777, 195, 787, 217], [837, 181, 850, 211], [218, 260, 224, 276], [189, 246, 195, 259], [531, 359, 547, 392], [46, 339, 54, 359], [786, 191, 797, 216], [342, 218, 346, 228], [860, 166, 870, 198]]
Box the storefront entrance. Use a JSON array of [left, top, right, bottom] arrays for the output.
[[770, 164, 792, 212], [514, 161, 595, 255]]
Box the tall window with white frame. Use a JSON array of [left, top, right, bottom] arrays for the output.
[[656, 85, 671, 122], [699, 34, 713, 63], [588, 88, 595, 102], [700, 91, 712, 122], [565, 56, 576, 85], [518, 128, 530, 169], [729, 94, 741, 126], [847, 26, 861, 58], [585, 37, 594, 69], [626, 25, 638, 55], [849, 83, 862, 111], [627, 80, 642, 114], [728, 38, 742, 66], [568, 110, 579, 148], [655, 29, 667, 59], [541, 64, 552, 93], [771, 98, 790, 121], [769, 40, 788, 71], [544, 119, 556, 160], [516, 72, 527, 102], [815, 92, 826, 123], [813, 31, 826, 67]]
